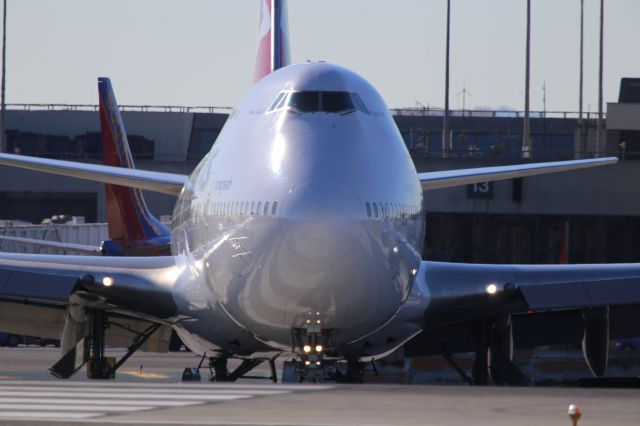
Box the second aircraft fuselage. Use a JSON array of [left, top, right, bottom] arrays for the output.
[[170, 63, 426, 357]]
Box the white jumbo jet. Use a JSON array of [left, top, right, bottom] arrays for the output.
[[0, 0, 639, 384]]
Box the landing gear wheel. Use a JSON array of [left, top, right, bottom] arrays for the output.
[[7, 335, 19, 347], [345, 357, 363, 383], [210, 357, 230, 382]]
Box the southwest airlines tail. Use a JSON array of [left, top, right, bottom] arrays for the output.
[[98, 77, 171, 255], [254, 0, 291, 82]]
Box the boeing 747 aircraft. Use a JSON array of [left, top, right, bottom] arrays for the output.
[[0, 0, 639, 384]]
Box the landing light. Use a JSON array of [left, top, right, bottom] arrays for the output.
[[102, 276, 114, 287], [303, 345, 312, 353], [315, 345, 323, 353], [304, 360, 311, 366], [485, 283, 498, 295], [392, 246, 399, 254]]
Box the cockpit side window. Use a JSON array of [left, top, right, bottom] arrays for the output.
[[322, 91, 354, 113], [288, 91, 320, 112], [268, 91, 288, 112], [351, 93, 370, 114]]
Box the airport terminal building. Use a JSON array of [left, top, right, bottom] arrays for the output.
[[2, 78, 640, 265]]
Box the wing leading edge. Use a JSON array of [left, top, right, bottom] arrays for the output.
[[0, 152, 188, 196], [421, 260, 640, 328], [418, 157, 618, 191], [0, 252, 179, 320]]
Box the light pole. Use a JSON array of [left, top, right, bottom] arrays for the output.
[[579, 0, 584, 157], [596, 0, 604, 156], [522, 0, 532, 159], [0, 0, 6, 153], [442, 0, 451, 159]]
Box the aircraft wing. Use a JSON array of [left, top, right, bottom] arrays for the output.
[[0, 153, 188, 196], [418, 157, 618, 191], [0, 235, 102, 255], [421, 260, 640, 327], [0, 252, 178, 319]]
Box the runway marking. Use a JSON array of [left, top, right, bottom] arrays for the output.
[[0, 412, 99, 419], [0, 390, 255, 400], [0, 380, 333, 421], [0, 379, 332, 391], [0, 385, 290, 395], [118, 369, 170, 379], [0, 397, 198, 406], [0, 403, 150, 412]]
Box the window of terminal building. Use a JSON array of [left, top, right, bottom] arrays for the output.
[[187, 129, 220, 161]]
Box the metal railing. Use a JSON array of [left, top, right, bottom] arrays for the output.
[[6, 103, 234, 114], [5, 103, 603, 120], [407, 148, 624, 162], [390, 107, 604, 120]]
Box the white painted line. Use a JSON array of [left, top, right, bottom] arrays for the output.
[[0, 397, 200, 406], [0, 391, 253, 400], [0, 411, 99, 419], [0, 380, 334, 391], [0, 385, 289, 395], [0, 403, 149, 412]]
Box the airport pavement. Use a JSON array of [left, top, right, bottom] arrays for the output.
[[0, 348, 639, 425], [0, 379, 638, 425]]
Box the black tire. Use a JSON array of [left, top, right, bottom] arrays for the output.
[[7, 335, 19, 347]]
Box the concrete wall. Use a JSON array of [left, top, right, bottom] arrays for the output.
[[607, 103, 640, 131]]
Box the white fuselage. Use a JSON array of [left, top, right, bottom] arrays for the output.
[[171, 63, 426, 357]]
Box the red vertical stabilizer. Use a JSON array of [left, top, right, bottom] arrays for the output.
[[254, 0, 291, 82]]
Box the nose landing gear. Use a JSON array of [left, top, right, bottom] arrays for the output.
[[290, 322, 335, 382]]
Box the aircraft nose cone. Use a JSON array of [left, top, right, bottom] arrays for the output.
[[279, 178, 363, 263]]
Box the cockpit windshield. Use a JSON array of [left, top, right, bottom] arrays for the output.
[[267, 91, 369, 114], [320, 92, 354, 113], [288, 92, 320, 112]]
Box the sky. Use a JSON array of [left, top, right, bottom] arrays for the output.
[[5, 0, 640, 112]]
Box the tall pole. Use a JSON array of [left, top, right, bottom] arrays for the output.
[[522, 0, 531, 159], [543, 81, 548, 158], [442, 0, 451, 159], [596, 0, 604, 156], [0, 0, 6, 153], [579, 0, 584, 157]]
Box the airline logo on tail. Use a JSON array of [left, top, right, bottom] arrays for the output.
[[98, 78, 170, 251], [254, 0, 291, 82]]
